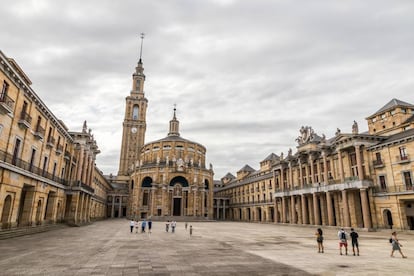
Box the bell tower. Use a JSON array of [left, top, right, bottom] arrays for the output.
[[118, 33, 148, 176]]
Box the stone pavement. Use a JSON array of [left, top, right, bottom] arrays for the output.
[[0, 220, 412, 276]]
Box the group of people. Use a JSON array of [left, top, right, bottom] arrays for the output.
[[129, 219, 152, 234], [315, 228, 407, 258], [165, 220, 177, 232]]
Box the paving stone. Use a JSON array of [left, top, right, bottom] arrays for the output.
[[0, 220, 413, 275]]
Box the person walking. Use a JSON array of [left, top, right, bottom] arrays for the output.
[[129, 220, 134, 233], [171, 220, 176, 233], [338, 228, 348, 255], [148, 219, 152, 233], [390, 231, 407, 258], [315, 228, 324, 253], [141, 219, 147, 233], [350, 228, 359, 256], [135, 220, 140, 233], [185, 222, 188, 231], [166, 220, 170, 232]]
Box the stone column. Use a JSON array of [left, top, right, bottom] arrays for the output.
[[76, 146, 84, 181], [222, 200, 226, 220], [161, 186, 166, 216], [355, 144, 364, 181], [216, 199, 220, 220], [313, 193, 321, 225], [118, 196, 122, 218], [323, 152, 328, 184], [309, 155, 315, 184], [274, 199, 279, 223], [307, 195, 314, 225], [326, 191, 334, 226], [316, 160, 322, 184], [201, 190, 205, 217], [299, 161, 303, 187], [280, 168, 285, 190], [281, 197, 287, 223], [111, 196, 115, 218], [305, 161, 310, 185], [291, 196, 296, 224], [338, 150, 344, 182], [151, 187, 156, 217], [301, 195, 308, 224], [193, 189, 197, 217], [342, 190, 351, 227], [360, 189, 372, 229], [289, 162, 293, 188]]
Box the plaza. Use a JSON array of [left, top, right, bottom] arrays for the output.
[[0, 220, 412, 276]]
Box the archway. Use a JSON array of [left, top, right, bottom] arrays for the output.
[[383, 209, 393, 229], [142, 176, 153, 187], [169, 176, 189, 187], [1, 195, 12, 229]]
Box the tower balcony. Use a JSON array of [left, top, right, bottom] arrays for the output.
[[0, 93, 14, 114], [18, 111, 32, 129]]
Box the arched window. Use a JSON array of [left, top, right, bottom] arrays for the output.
[[142, 177, 153, 187], [132, 105, 139, 120]]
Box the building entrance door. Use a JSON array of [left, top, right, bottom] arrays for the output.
[[173, 198, 181, 216]]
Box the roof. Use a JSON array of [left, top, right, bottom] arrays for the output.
[[368, 128, 414, 149], [222, 172, 236, 179], [261, 153, 279, 162], [145, 135, 205, 149], [367, 98, 414, 118], [237, 164, 255, 173]]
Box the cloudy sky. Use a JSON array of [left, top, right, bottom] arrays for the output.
[[1, 0, 414, 178]]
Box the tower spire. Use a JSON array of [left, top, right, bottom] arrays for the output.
[[168, 104, 180, 137], [139, 32, 145, 63]]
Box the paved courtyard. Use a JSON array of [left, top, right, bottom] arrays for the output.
[[0, 220, 413, 276]]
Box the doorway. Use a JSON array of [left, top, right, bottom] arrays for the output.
[[173, 198, 181, 216]]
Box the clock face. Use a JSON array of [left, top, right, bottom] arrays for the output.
[[131, 127, 137, 134]]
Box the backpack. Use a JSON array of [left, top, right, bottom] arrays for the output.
[[340, 231, 346, 240]]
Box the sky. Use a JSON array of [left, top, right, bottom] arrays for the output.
[[1, 0, 414, 179]]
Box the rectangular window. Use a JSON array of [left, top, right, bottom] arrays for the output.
[[1, 81, 9, 98], [52, 162, 57, 179], [403, 171, 412, 189], [399, 147, 408, 160], [42, 156, 48, 176], [12, 138, 21, 165], [379, 175, 387, 191], [29, 148, 36, 172], [143, 192, 149, 206]]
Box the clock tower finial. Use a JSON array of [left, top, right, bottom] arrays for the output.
[[139, 33, 145, 64]]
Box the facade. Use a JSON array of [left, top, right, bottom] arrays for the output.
[[116, 57, 214, 220], [0, 50, 112, 229], [215, 99, 414, 230]]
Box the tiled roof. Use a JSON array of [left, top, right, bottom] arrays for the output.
[[237, 164, 255, 173], [367, 98, 414, 118]]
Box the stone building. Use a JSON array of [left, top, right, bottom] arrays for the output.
[[215, 99, 414, 230], [116, 56, 214, 220], [0, 50, 112, 229]]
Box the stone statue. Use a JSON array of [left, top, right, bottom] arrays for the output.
[[280, 152, 284, 160], [156, 156, 160, 164], [321, 134, 326, 143], [335, 128, 341, 136], [166, 156, 169, 165], [82, 120, 87, 133], [352, 120, 359, 134], [288, 148, 292, 156], [296, 126, 315, 145]]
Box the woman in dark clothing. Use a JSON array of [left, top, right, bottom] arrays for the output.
[[315, 228, 324, 253]]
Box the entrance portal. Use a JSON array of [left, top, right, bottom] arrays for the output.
[[173, 198, 181, 216]]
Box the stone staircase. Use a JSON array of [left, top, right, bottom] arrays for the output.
[[0, 223, 69, 240]]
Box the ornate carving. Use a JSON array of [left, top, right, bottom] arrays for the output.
[[295, 126, 316, 145]]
